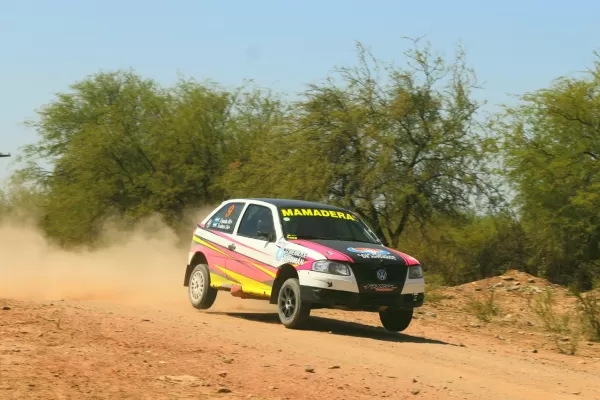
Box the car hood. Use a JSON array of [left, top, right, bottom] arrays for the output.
[[290, 239, 407, 265]]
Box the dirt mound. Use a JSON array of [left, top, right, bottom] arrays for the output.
[[438, 269, 578, 314], [454, 269, 560, 293], [414, 270, 600, 358]]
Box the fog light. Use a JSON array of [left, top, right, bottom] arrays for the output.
[[408, 265, 423, 279]]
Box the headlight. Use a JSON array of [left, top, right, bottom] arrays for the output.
[[312, 260, 351, 276], [408, 265, 423, 279]]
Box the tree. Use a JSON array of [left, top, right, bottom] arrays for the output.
[[499, 53, 600, 289], [224, 39, 501, 248], [16, 71, 283, 246]]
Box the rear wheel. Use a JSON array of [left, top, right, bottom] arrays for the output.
[[379, 308, 413, 332], [277, 278, 311, 329], [188, 264, 218, 310]]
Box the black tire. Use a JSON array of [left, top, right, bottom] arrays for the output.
[[379, 308, 414, 332], [188, 264, 218, 310], [277, 278, 311, 329]]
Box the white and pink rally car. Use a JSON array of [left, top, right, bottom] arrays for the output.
[[184, 198, 425, 330]]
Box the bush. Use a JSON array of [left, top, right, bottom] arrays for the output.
[[530, 287, 583, 355], [465, 286, 500, 323], [573, 289, 600, 342]]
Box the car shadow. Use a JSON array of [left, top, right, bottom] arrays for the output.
[[209, 311, 454, 345]]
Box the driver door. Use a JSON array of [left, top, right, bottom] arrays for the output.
[[226, 203, 280, 296]]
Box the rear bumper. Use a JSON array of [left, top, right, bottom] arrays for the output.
[[300, 285, 424, 311]]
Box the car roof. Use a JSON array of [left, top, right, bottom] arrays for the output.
[[246, 198, 350, 212]]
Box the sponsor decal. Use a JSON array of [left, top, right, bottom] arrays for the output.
[[286, 234, 298, 240], [376, 269, 387, 281], [225, 205, 235, 217], [276, 237, 293, 250], [348, 247, 390, 255], [363, 283, 397, 292], [276, 247, 307, 264], [281, 208, 356, 220], [214, 218, 233, 231], [347, 247, 397, 260], [276, 247, 284, 260]]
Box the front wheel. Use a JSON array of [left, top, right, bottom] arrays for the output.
[[188, 264, 218, 310], [379, 308, 413, 332], [277, 278, 311, 329]]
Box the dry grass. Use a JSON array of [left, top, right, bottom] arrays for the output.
[[529, 287, 583, 355], [465, 288, 501, 323]]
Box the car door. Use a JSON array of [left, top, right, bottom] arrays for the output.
[[199, 201, 247, 282], [225, 203, 281, 297]]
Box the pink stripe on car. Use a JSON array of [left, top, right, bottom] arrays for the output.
[[291, 240, 354, 263]]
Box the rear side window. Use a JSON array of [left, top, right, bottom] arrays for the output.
[[206, 202, 245, 233]]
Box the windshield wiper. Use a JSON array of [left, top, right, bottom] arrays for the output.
[[291, 234, 332, 240], [338, 237, 380, 244], [289, 234, 380, 244]]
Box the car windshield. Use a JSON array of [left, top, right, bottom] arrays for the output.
[[278, 206, 381, 244]]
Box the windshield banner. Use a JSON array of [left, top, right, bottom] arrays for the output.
[[281, 208, 356, 220]]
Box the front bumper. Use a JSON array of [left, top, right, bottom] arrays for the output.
[[300, 285, 424, 311]]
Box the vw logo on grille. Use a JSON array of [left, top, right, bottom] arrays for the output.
[[376, 269, 387, 281]]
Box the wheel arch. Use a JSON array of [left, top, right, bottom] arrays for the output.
[[269, 264, 298, 304], [184, 252, 209, 287]]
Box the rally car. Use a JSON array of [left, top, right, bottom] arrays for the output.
[[183, 198, 425, 331]]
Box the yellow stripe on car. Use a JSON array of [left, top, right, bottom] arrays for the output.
[[209, 272, 238, 287], [193, 236, 234, 259], [215, 265, 272, 297], [246, 260, 277, 278]]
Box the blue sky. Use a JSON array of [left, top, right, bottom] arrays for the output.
[[1, 0, 599, 181]]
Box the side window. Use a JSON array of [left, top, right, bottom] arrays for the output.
[[206, 202, 245, 234], [237, 204, 275, 240]]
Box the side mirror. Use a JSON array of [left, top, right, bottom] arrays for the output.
[[257, 231, 275, 242]]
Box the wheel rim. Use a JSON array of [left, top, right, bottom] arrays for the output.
[[189, 270, 205, 302], [279, 286, 296, 320]]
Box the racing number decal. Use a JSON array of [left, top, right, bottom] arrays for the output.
[[225, 205, 235, 217]]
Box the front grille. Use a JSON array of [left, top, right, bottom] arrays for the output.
[[350, 262, 408, 293], [351, 262, 407, 282]]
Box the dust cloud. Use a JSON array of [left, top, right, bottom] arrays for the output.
[[0, 208, 275, 313]]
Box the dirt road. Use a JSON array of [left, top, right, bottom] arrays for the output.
[[1, 221, 599, 399], [1, 292, 598, 400]]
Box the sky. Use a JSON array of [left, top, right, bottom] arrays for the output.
[[1, 0, 599, 181]]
